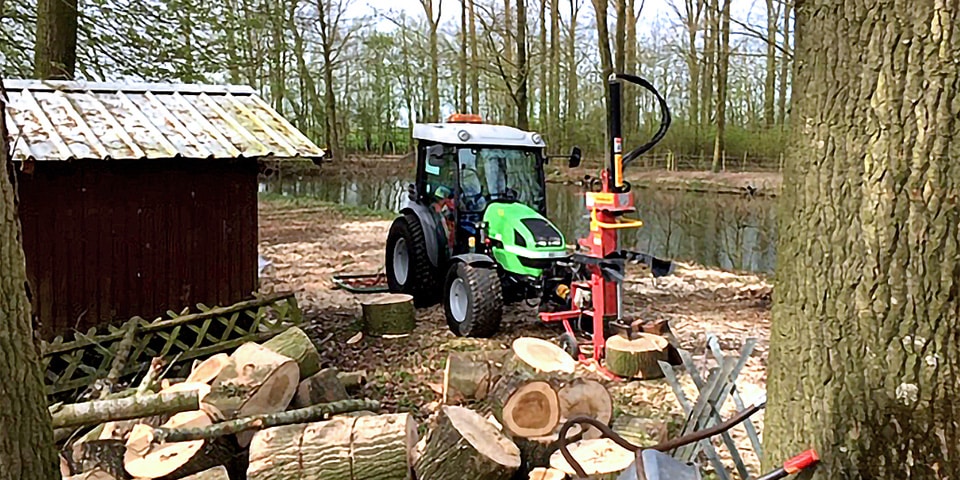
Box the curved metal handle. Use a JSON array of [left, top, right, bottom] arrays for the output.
[[591, 210, 645, 230]]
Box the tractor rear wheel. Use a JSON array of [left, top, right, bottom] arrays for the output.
[[444, 263, 503, 338], [386, 213, 438, 307]]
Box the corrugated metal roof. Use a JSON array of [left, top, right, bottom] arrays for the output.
[[2, 79, 325, 162]]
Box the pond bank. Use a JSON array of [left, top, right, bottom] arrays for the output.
[[257, 196, 771, 474]]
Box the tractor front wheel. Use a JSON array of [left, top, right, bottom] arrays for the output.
[[444, 263, 503, 338], [386, 213, 438, 307]]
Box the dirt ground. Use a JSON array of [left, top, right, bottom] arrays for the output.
[[258, 197, 772, 476]]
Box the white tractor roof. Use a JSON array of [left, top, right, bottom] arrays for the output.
[[412, 122, 545, 148]]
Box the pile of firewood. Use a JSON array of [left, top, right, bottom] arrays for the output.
[[55, 327, 390, 480], [434, 337, 637, 479]]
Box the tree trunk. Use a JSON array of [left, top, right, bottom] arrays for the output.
[[292, 368, 349, 408], [123, 411, 238, 480], [0, 86, 60, 480], [591, 0, 614, 153], [548, 0, 559, 143], [489, 373, 560, 438], [516, 0, 529, 130], [468, 0, 481, 112], [764, 1, 960, 478], [261, 327, 322, 379], [763, 0, 777, 127], [186, 354, 231, 385], [603, 333, 669, 379], [360, 293, 416, 336], [710, 0, 730, 172], [538, 0, 547, 129], [700, 0, 717, 128], [350, 413, 418, 480], [423, 0, 441, 122], [557, 378, 613, 439], [776, 0, 791, 126], [459, 0, 468, 112], [564, 0, 579, 144], [51, 391, 201, 429], [442, 350, 509, 404], [34, 0, 78, 79], [623, 0, 637, 137], [684, 0, 703, 130]]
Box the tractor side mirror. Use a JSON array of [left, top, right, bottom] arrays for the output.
[[569, 146, 582, 168]]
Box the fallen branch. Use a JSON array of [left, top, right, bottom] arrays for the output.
[[99, 317, 141, 399], [152, 399, 380, 443], [51, 390, 200, 428]]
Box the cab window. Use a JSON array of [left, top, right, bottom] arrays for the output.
[[424, 144, 457, 200]]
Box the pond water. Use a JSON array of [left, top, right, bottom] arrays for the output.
[[260, 172, 778, 274]]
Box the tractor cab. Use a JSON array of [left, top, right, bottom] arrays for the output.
[[386, 114, 580, 337]]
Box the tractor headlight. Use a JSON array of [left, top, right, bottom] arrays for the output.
[[531, 133, 543, 144], [458, 130, 471, 142]]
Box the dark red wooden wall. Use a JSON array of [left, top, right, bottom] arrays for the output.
[[15, 159, 258, 340]]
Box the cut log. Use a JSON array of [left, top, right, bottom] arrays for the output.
[[489, 371, 560, 438], [74, 439, 129, 479], [351, 413, 418, 480], [510, 338, 577, 375], [548, 438, 635, 480], [152, 399, 380, 443], [611, 414, 668, 447], [514, 424, 583, 473], [338, 370, 367, 389], [186, 354, 231, 385], [557, 379, 614, 439], [414, 405, 521, 480], [180, 466, 230, 480], [205, 342, 299, 447], [528, 467, 566, 480], [51, 391, 200, 429], [291, 368, 349, 408], [247, 419, 354, 480], [123, 411, 239, 480], [360, 293, 416, 336], [261, 327, 322, 379], [604, 334, 669, 379], [442, 350, 509, 404]]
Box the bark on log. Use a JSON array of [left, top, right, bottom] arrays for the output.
[[261, 327, 322, 379], [123, 411, 238, 480], [442, 350, 509, 404], [603, 334, 669, 379], [514, 425, 583, 473], [205, 342, 299, 447], [337, 370, 367, 389], [75, 439, 129, 479], [247, 418, 352, 480], [185, 354, 231, 385], [152, 399, 380, 443], [63, 471, 116, 480], [548, 438, 635, 480], [528, 467, 566, 480], [180, 466, 230, 480], [291, 368, 349, 408], [557, 378, 614, 439], [360, 293, 416, 336], [489, 371, 561, 438], [51, 391, 201, 428], [351, 413, 418, 480], [414, 406, 521, 480], [99, 318, 140, 400]]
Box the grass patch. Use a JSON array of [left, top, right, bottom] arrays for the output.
[[258, 192, 396, 220]]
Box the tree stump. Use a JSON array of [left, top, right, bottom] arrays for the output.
[[351, 413, 419, 480], [528, 467, 566, 480], [557, 379, 614, 439], [360, 293, 416, 336], [204, 342, 299, 446], [414, 406, 521, 480], [442, 350, 509, 404], [548, 438, 635, 480], [489, 371, 561, 438], [186, 354, 231, 385], [291, 367, 349, 408], [261, 327, 322, 379], [123, 411, 235, 480], [604, 334, 669, 379]]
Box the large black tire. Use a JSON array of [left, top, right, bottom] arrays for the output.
[[386, 213, 439, 307], [443, 262, 503, 337]]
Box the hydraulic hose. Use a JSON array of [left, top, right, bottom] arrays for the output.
[[610, 73, 672, 169]]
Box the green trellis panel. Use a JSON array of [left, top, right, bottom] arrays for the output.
[[41, 292, 302, 396]]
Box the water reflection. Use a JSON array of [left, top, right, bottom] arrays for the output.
[[260, 174, 777, 274]]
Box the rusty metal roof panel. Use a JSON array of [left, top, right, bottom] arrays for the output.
[[2, 79, 325, 162]]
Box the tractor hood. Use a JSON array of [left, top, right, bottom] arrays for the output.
[[483, 202, 568, 276]]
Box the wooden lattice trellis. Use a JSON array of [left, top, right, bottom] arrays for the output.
[[41, 292, 301, 396]]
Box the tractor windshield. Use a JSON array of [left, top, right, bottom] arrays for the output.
[[458, 147, 545, 213]]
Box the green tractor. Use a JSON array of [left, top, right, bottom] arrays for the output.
[[385, 113, 580, 337]]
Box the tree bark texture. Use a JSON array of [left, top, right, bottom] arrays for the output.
[[33, 0, 78, 79], [764, 1, 960, 478], [0, 87, 59, 480], [710, 0, 731, 172], [516, 0, 529, 130], [777, 0, 792, 126], [469, 0, 481, 112], [764, 0, 777, 127]]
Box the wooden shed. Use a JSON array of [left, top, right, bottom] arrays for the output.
[[3, 80, 324, 340]]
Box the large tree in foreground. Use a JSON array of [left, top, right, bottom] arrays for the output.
[[0, 86, 59, 477], [764, 1, 960, 478]]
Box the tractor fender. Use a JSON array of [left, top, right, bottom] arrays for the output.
[[450, 253, 497, 269], [400, 203, 442, 267]]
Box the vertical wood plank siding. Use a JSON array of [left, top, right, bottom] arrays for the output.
[[15, 158, 258, 339]]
